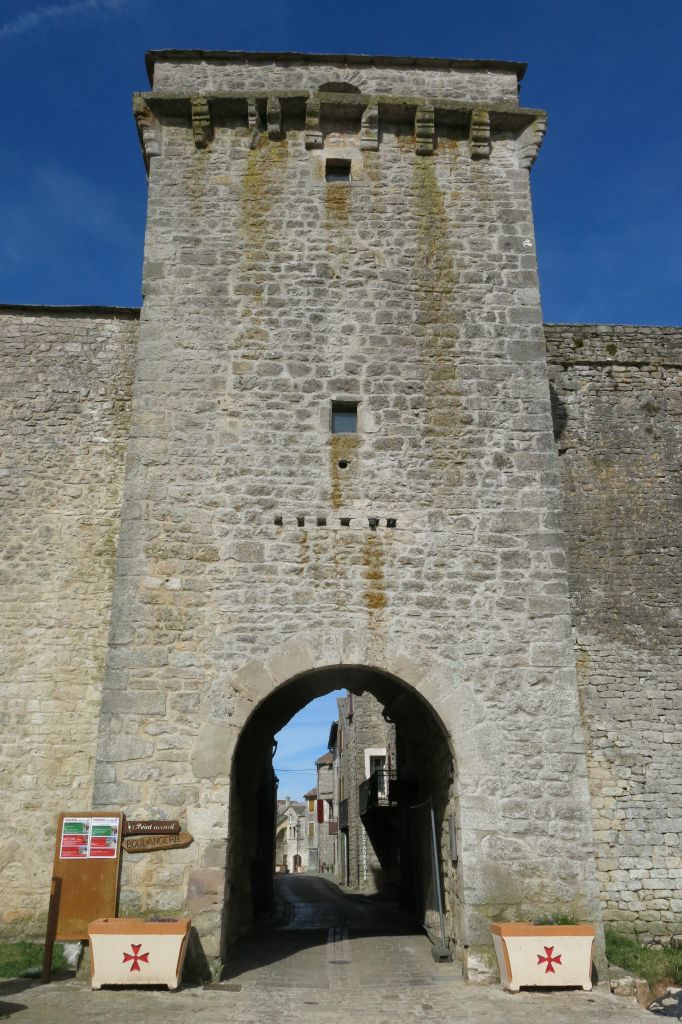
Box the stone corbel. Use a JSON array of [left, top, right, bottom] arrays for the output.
[[415, 104, 435, 155], [469, 109, 491, 160], [132, 95, 161, 172], [247, 98, 262, 149], [267, 96, 283, 140], [517, 115, 547, 170], [305, 97, 323, 149], [360, 104, 379, 151], [191, 96, 213, 149]]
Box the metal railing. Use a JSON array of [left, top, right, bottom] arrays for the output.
[[359, 768, 392, 815], [359, 769, 418, 816]]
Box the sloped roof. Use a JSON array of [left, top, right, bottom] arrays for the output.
[[303, 787, 317, 799], [316, 752, 333, 765], [277, 797, 305, 812]]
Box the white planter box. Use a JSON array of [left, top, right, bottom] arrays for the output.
[[88, 917, 191, 990], [491, 923, 595, 992]]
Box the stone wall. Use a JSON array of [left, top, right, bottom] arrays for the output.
[[336, 693, 393, 893], [1, 53, 679, 964], [547, 323, 682, 942], [0, 307, 137, 937], [148, 51, 523, 104], [92, 56, 601, 971], [315, 760, 336, 872]]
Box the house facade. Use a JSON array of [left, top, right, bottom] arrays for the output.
[[275, 797, 307, 872]]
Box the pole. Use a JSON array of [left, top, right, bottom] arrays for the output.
[[429, 803, 447, 953]]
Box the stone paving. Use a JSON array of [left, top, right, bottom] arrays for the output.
[[0, 875, 659, 1023]]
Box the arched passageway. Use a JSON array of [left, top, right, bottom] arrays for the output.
[[224, 664, 460, 966]]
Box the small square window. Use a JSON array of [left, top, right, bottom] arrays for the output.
[[331, 401, 358, 434], [326, 158, 351, 183]]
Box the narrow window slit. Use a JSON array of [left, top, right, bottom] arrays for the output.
[[317, 516, 327, 527], [274, 515, 283, 526], [340, 517, 351, 527], [297, 515, 305, 527], [386, 518, 397, 528]]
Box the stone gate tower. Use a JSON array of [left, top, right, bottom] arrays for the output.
[[88, 50, 602, 975]]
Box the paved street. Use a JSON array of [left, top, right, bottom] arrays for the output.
[[0, 875, 658, 1022], [222, 873, 446, 990]]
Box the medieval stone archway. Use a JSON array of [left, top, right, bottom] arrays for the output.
[[93, 622, 603, 981], [223, 663, 461, 965]]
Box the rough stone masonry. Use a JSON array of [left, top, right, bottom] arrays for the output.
[[0, 51, 679, 977]]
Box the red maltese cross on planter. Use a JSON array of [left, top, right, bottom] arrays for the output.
[[537, 945, 562, 974], [122, 942, 150, 972]]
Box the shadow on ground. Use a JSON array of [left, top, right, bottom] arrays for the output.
[[0, 979, 37, 1018], [220, 874, 435, 989]]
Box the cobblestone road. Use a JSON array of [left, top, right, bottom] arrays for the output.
[[0, 875, 656, 1023]]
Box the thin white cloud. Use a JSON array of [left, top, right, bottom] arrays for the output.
[[34, 161, 140, 250], [0, 0, 128, 41]]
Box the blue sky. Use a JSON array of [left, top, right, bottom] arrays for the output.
[[274, 691, 343, 802], [3, 2, 679, 797], [0, 0, 680, 322]]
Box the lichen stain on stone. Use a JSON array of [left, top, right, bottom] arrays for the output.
[[362, 533, 387, 613], [297, 528, 309, 573], [186, 146, 210, 220], [238, 138, 289, 312], [412, 155, 461, 453], [324, 181, 350, 223], [329, 433, 360, 509], [363, 151, 381, 187]]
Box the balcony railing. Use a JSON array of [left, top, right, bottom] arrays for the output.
[[338, 799, 349, 830], [359, 769, 392, 815], [359, 770, 418, 816]]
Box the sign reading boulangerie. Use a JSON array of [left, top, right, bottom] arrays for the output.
[[123, 832, 193, 854], [124, 819, 181, 836]]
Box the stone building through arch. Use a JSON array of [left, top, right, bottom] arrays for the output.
[[223, 664, 460, 963]]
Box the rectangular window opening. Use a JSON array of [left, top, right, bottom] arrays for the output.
[[325, 158, 351, 183], [331, 400, 358, 434]]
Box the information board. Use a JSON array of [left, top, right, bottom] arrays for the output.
[[59, 815, 121, 860], [46, 811, 124, 944]]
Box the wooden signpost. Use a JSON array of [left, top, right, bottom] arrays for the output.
[[123, 831, 193, 854], [124, 819, 181, 836], [42, 811, 124, 982], [42, 813, 192, 982]]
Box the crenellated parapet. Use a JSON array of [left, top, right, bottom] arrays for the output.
[[517, 114, 548, 170], [414, 103, 435, 156], [267, 96, 283, 140], [132, 95, 161, 173], [132, 88, 547, 163], [190, 96, 213, 149], [468, 109, 491, 160]]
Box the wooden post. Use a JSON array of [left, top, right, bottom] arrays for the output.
[[41, 876, 60, 983]]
